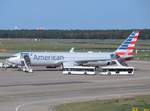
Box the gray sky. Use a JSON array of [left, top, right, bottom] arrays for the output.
[[0, 0, 150, 29]]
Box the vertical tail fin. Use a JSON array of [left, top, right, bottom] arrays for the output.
[[115, 31, 139, 60]]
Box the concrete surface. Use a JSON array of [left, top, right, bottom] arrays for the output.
[[0, 61, 150, 111]]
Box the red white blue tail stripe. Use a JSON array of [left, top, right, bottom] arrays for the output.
[[115, 31, 139, 60]]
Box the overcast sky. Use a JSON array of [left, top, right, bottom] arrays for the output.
[[0, 0, 150, 29]]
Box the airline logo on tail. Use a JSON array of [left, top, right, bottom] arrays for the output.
[[115, 31, 139, 60]]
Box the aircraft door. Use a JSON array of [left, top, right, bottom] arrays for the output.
[[20, 53, 31, 66]]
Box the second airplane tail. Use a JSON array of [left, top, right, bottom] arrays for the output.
[[114, 31, 140, 60]]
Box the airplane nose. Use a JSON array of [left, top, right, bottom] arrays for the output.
[[6, 58, 13, 63], [6, 57, 19, 64]]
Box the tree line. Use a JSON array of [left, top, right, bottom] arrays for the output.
[[0, 29, 149, 39]]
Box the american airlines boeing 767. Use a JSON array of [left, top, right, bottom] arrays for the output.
[[6, 31, 139, 70]]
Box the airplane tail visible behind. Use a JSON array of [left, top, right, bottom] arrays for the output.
[[114, 31, 140, 60]]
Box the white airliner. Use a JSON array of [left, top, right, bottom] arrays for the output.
[[6, 31, 139, 70]]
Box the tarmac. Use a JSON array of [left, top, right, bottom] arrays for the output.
[[0, 61, 150, 111]]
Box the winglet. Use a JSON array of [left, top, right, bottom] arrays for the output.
[[69, 47, 75, 53]]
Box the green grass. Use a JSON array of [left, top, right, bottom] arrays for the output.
[[54, 95, 150, 111], [135, 51, 150, 61], [0, 39, 121, 52]]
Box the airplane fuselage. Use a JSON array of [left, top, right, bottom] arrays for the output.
[[7, 52, 112, 67]]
